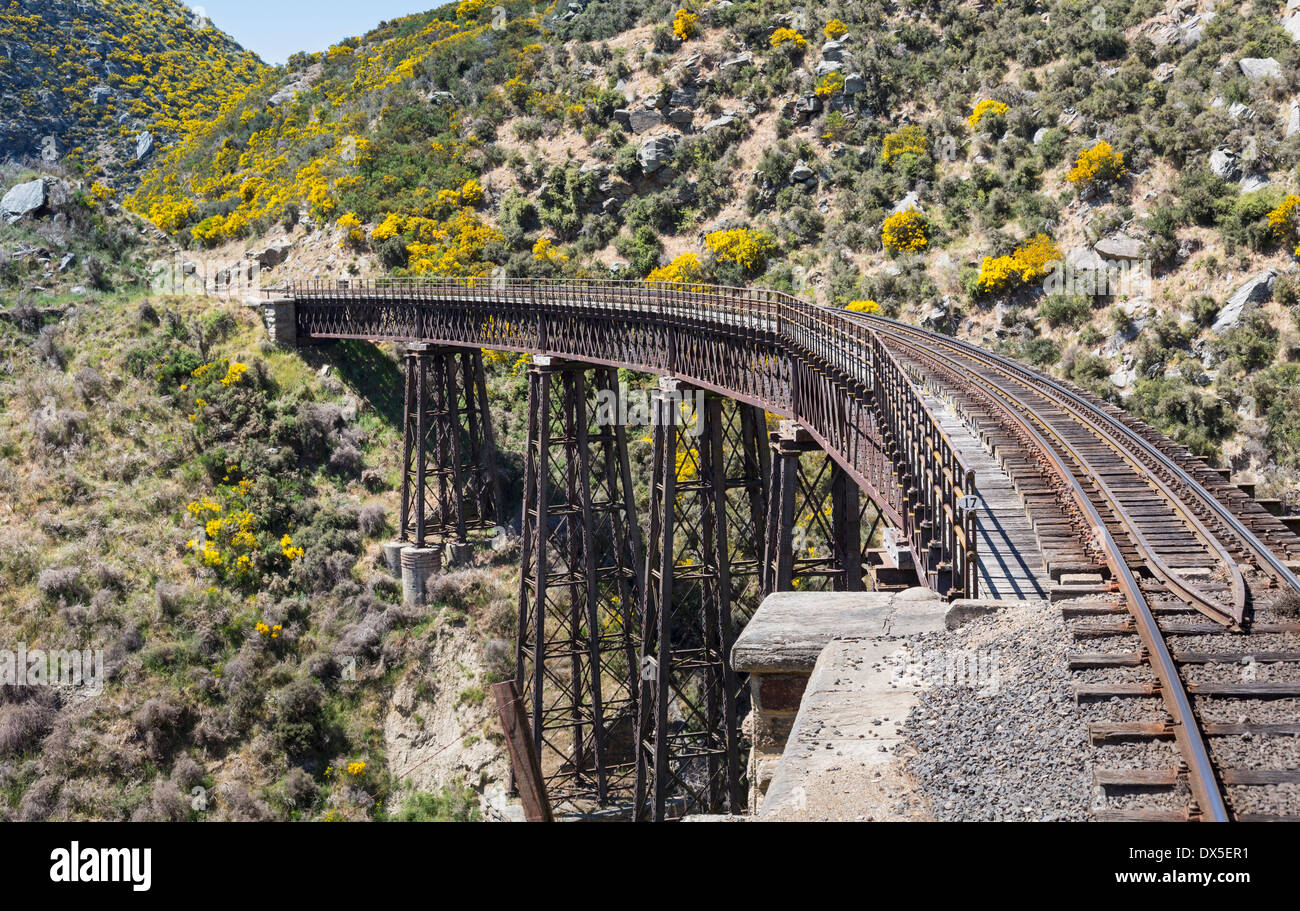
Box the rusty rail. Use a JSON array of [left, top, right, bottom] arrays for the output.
[[267, 277, 979, 598]]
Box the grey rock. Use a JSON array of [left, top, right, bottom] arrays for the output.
[[89, 86, 113, 106], [1228, 101, 1256, 121], [1213, 270, 1277, 332], [667, 108, 693, 125], [1094, 234, 1144, 261], [891, 191, 922, 216], [637, 134, 679, 173], [135, 131, 154, 161], [1209, 147, 1241, 181], [1, 179, 46, 221], [1154, 62, 1176, 83], [843, 72, 865, 94], [1286, 12, 1300, 41], [1239, 57, 1282, 81], [704, 112, 737, 131], [790, 161, 815, 183], [428, 91, 456, 105], [720, 53, 752, 70], [815, 60, 845, 77], [626, 109, 664, 132], [1032, 127, 1048, 145], [1288, 99, 1300, 138], [821, 39, 849, 62], [1240, 173, 1272, 193]]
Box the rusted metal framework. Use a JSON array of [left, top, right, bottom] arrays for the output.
[[399, 344, 505, 546], [514, 358, 643, 806], [763, 422, 869, 595], [279, 276, 978, 599], [634, 382, 747, 820]]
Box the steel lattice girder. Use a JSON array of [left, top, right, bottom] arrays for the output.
[[635, 381, 746, 821], [513, 359, 642, 807], [399, 345, 505, 545]]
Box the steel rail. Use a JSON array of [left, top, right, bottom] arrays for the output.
[[855, 313, 1300, 602], [870, 323, 1246, 627], [882, 334, 1229, 821]]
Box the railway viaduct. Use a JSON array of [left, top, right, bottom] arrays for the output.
[[260, 278, 1300, 822]]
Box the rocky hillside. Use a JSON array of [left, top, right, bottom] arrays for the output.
[[0, 0, 264, 190], [112, 0, 1300, 503], [8, 0, 1300, 821]]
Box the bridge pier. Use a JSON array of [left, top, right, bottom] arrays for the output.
[[397, 345, 505, 585], [514, 357, 643, 807], [634, 381, 761, 821]]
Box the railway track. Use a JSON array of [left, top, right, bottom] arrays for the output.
[[859, 316, 1300, 822]]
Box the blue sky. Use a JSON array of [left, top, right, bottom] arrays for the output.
[[188, 1, 439, 64]]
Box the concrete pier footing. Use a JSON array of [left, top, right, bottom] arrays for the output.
[[400, 547, 441, 605]]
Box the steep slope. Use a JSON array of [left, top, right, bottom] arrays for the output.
[[0, 0, 264, 188], [121, 1, 1300, 504]]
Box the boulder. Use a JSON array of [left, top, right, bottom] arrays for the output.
[[1239, 57, 1282, 81], [720, 53, 752, 70], [428, 91, 456, 105], [1228, 101, 1256, 121], [1286, 12, 1300, 41], [790, 161, 815, 184], [89, 86, 112, 106], [815, 60, 844, 77], [843, 72, 865, 94], [1032, 127, 1049, 145], [1094, 234, 1144, 261], [891, 191, 922, 215], [1209, 147, 1241, 181], [135, 131, 154, 161], [1, 179, 46, 221], [1240, 173, 1271, 193], [821, 40, 849, 62], [667, 108, 693, 125], [1287, 99, 1300, 138], [627, 109, 664, 132], [704, 112, 737, 131], [1154, 62, 1176, 82], [1213, 270, 1277, 332], [637, 135, 678, 174]]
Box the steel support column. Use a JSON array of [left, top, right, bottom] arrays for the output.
[[399, 345, 505, 547], [513, 358, 642, 808], [635, 381, 744, 821], [763, 421, 870, 595]]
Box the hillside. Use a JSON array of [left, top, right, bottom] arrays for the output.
[[6, 0, 1300, 821], [0, 0, 264, 189], [117, 0, 1300, 501]]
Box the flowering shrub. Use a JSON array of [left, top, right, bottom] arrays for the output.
[[1065, 141, 1125, 188], [769, 27, 807, 49], [814, 71, 845, 97], [705, 229, 777, 272], [976, 234, 1061, 293], [825, 19, 848, 39], [967, 99, 1009, 130], [532, 237, 568, 264], [337, 212, 366, 249], [845, 299, 881, 314], [881, 126, 928, 164], [881, 207, 928, 254], [1267, 195, 1300, 253], [672, 9, 698, 40], [184, 479, 302, 587], [646, 253, 705, 285]]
